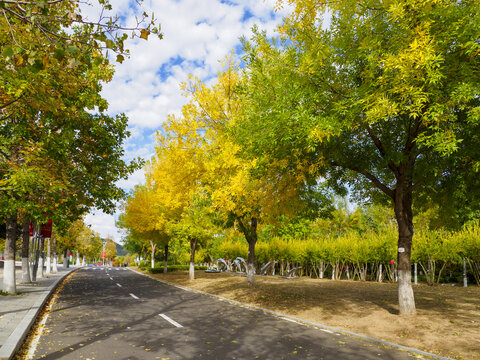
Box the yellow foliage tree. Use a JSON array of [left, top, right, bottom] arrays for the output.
[[120, 184, 168, 269], [149, 58, 304, 284]]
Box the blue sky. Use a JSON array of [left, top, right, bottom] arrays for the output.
[[83, 0, 290, 243]]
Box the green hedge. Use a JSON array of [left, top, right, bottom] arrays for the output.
[[145, 265, 208, 274], [210, 223, 480, 285]]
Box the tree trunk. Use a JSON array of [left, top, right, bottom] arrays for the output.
[[37, 236, 45, 278], [414, 263, 418, 285], [3, 215, 18, 294], [64, 249, 69, 268], [238, 217, 258, 286], [394, 183, 416, 316], [150, 241, 156, 269], [45, 237, 51, 275], [164, 244, 168, 274], [189, 238, 198, 281], [52, 234, 58, 273], [31, 223, 39, 281], [21, 218, 31, 284]]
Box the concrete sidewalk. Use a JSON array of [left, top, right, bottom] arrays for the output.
[[0, 266, 79, 360]]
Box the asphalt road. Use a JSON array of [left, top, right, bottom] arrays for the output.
[[29, 267, 423, 360]]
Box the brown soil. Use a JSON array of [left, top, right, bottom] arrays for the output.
[[137, 268, 480, 360]]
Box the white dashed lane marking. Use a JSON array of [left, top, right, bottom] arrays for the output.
[[159, 314, 183, 328]]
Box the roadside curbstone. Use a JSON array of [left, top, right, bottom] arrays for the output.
[[0, 267, 80, 360]]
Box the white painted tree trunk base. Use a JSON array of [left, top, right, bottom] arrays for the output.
[[21, 257, 31, 283], [189, 262, 195, 281], [37, 258, 44, 279], [398, 270, 416, 315], [247, 263, 255, 285], [3, 260, 16, 294], [45, 257, 51, 275], [52, 257, 58, 273]]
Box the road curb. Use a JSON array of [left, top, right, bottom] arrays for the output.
[[0, 267, 81, 360], [130, 268, 453, 360]]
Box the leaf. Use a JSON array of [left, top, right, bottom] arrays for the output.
[[2, 46, 14, 58], [42, 55, 50, 68], [54, 48, 65, 60], [13, 54, 24, 66], [140, 29, 150, 40], [67, 58, 81, 68], [67, 46, 79, 55], [105, 39, 115, 50], [116, 55, 125, 64]]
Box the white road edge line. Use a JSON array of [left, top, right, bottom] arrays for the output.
[[25, 313, 49, 359], [281, 317, 302, 325], [129, 293, 139, 300], [116, 283, 122, 287], [159, 314, 183, 328]]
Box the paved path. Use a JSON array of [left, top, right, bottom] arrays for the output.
[[24, 267, 439, 360], [0, 266, 78, 360]]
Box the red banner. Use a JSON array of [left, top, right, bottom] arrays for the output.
[[29, 220, 53, 237], [40, 219, 53, 238], [101, 252, 106, 259]]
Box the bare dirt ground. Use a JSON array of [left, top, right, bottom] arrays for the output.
[[136, 268, 480, 360]]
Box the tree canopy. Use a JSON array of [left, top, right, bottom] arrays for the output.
[[235, 0, 480, 314]]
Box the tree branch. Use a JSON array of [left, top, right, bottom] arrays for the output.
[[365, 124, 400, 179], [405, 117, 422, 154], [0, 0, 65, 4], [0, 93, 24, 111], [2, 8, 25, 51], [332, 161, 395, 199]]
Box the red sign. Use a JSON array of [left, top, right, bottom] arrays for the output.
[[29, 220, 53, 237], [40, 219, 53, 238], [101, 252, 106, 259]]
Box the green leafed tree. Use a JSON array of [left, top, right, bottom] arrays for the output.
[[0, 0, 154, 294], [238, 0, 480, 315]]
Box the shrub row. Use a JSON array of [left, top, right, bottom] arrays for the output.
[[138, 264, 208, 274], [212, 223, 480, 285]]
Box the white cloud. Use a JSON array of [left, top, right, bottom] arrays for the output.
[[86, 0, 288, 243], [116, 168, 147, 190], [84, 211, 124, 243]]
